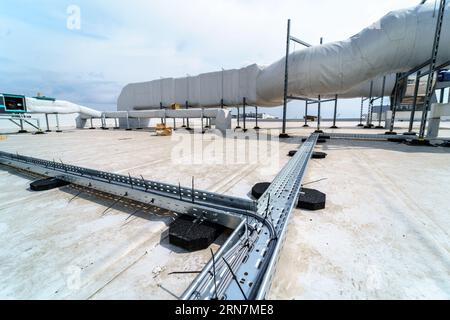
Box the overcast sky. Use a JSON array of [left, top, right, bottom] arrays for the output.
[[0, 0, 422, 118]]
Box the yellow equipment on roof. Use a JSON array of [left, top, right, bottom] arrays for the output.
[[155, 123, 173, 136]]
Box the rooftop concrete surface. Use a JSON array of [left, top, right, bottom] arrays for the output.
[[0, 120, 449, 299]]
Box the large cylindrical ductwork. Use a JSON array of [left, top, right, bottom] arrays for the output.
[[117, 2, 450, 111]]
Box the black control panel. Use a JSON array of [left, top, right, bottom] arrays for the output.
[[0, 94, 27, 113]]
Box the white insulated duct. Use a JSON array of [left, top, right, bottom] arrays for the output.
[[257, 1, 450, 104], [118, 2, 450, 111], [25, 97, 102, 118]]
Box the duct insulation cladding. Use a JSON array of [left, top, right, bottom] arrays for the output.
[[118, 2, 450, 112]]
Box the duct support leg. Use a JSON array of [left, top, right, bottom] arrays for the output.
[[55, 114, 62, 133], [45, 114, 51, 132], [125, 114, 132, 131], [236, 107, 241, 129], [303, 102, 309, 127], [242, 98, 247, 132], [18, 119, 28, 133], [405, 71, 421, 135], [314, 96, 323, 133], [254, 106, 260, 130], [376, 76, 387, 129], [279, 19, 290, 139], [330, 95, 338, 129], [357, 97, 364, 127], [89, 118, 95, 130], [185, 101, 192, 131]]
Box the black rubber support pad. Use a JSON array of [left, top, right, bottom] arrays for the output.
[[385, 131, 397, 135], [169, 215, 224, 252], [301, 138, 307, 142], [387, 138, 405, 143], [312, 151, 327, 159], [251, 182, 271, 199], [288, 150, 297, 157], [30, 177, 70, 191], [317, 139, 327, 143], [297, 188, 326, 210], [320, 135, 331, 139], [405, 139, 433, 146]]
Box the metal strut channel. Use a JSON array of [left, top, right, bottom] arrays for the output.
[[0, 151, 255, 229], [322, 132, 450, 142], [0, 133, 318, 300], [182, 134, 319, 300], [324, 133, 413, 141]]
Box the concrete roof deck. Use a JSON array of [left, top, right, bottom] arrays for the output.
[[0, 120, 449, 299]]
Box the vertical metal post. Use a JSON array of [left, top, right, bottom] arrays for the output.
[[254, 106, 260, 130], [388, 73, 402, 134], [408, 71, 421, 133], [280, 19, 291, 138], [439, 88, 445, 103], [316, 95, 322, 132], [221, 68, 225, 109], [419, 0, 446, 140], [331, 95, 338, 129], [316, 38, 323, 133], [114, 118, 118, 129], [18, 118, 26, 133], [55, 114, 62, 132], [45, 114, 51, 132], [101, 114, 107, 130], [303, 101, 309, 127], [243, 97, 247, 132], [137, 117, 142, 130], [90, 117, 95, 129], [376, 76, 386, 128], [185, 101, 191, 130], [126, 112, 131, 131], [365, 81, 374, 127], [236, 107, 241, 129], [36, 118, 43, 133], [201, 108, 205, 134], [358, 97, 364, 127]]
